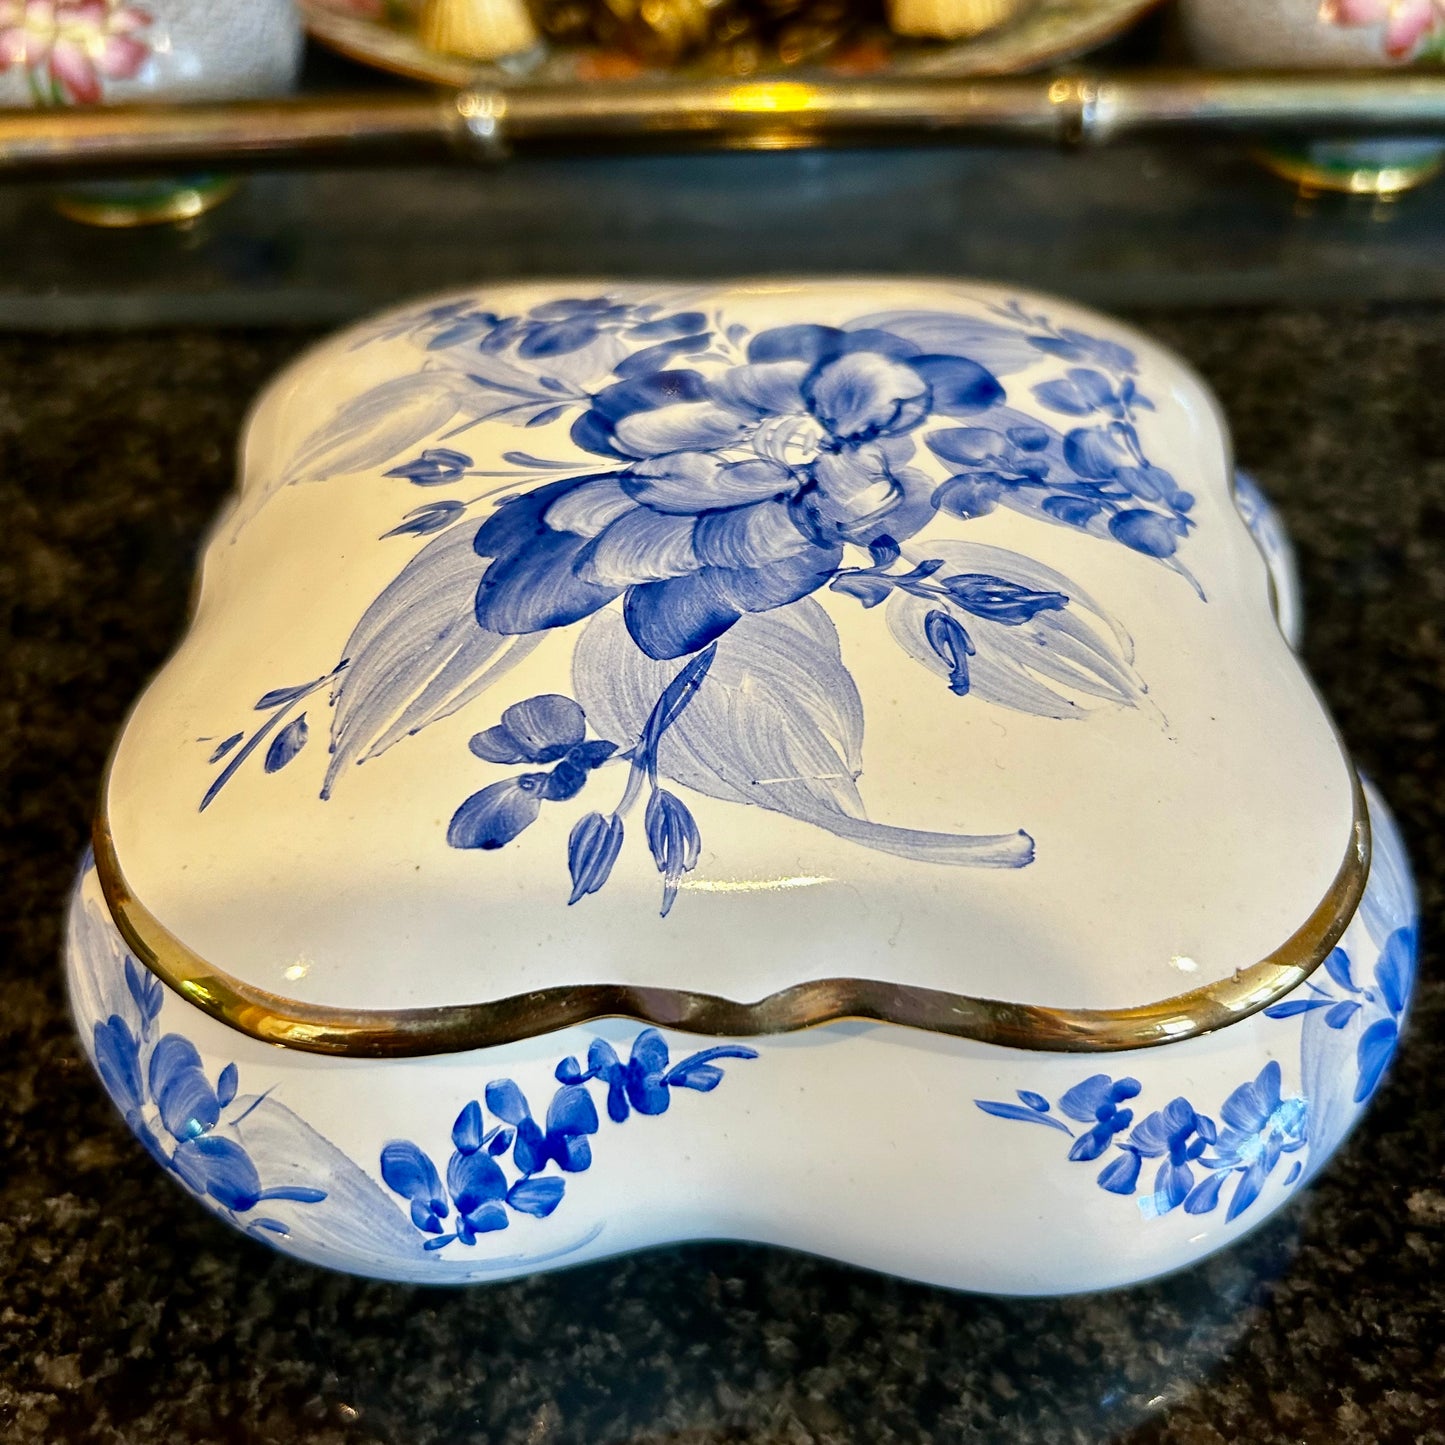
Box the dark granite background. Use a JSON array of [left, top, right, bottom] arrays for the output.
[[1, 309, 1442, 1444]]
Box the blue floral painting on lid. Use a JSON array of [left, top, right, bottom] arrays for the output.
[[202, 292, 1202, 914]]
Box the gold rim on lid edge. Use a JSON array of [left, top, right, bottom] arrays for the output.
[[90, 768, 1370, 1059]]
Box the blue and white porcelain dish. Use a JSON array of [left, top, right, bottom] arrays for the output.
[[67, 279, 1417, 1293]]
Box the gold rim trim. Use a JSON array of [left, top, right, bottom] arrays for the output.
[[91, 770, 1370, 1059]]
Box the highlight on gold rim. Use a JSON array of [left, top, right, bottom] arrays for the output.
[[90, 767, 1370, 1060]]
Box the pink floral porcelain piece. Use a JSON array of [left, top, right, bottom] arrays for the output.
[[0, 0, 151, 104], [0, 0, 302, 108], [0, 0, 304, 224], [1322, 0, 1445, 61]]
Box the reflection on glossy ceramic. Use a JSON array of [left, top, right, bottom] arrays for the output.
[[68, 281, 1417, 1292]]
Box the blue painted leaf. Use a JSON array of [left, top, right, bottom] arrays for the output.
[[215, 1062, 238, 1110], [830, 573, 895, 609], [1355, 1019, 1400, 1102], [1375, 927, 1415, 1016], [940, 574, 1068, 626], [208, 732, 243, 763], [507, 1176, 566, 1217], [525, 405, 570, 429], [124, 955, 164, 1024], [447, 774, 547, 850], [1097, 1150, 1141, 1194], [322, 523, 542, 796], [974, 1100, 1073, 1133], [1264, 996, 1338, 1019], [256, 1185, 327, 1205], [1284, 1161, 1302, 1186], [1226, 1159, 1269, 1222], [452, 1100, 483, 1154], [567, 812, 624, 905], [1183, 1169, 1228, 1215], [639, 645, 718, 761], [1325, 1001, 1362, 1030], [663, 1045, 759, 1091], [254, 682, 317, 711], [1155, 1159, 1194, 1211], [845, 309, 1043, 376], [93, 1015, 144, 1117], [1027, 328, 1137, 374], [887, 541, 1145, 722], [280, 371, 471, 489], [1017, 1090, 1050, 1112], [573, 599, 1033, 869], [487, 1128, 513, 1156], [382, 501, 466, 538], [263, 714, 309, 774], [1041, 495, 1104, 529], [1323, 947, 1358, 994]]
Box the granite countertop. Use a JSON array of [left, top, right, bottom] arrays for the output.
[[1, 307, 1442, 1445]]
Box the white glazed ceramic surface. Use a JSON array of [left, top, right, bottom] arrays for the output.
[[0, 1, 303, 108], [68, 280, 1418, 1292]]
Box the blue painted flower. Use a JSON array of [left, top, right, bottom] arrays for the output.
[[557, 1028, 759, 1123], [1058, 1074, 1142, 1162], [1355, 926, 1415, 1101], [449, 694, 618, 851], [1114, 1096, 1218, 1212], [384, 447, 473, 485], [1264, 925, 1418, 1104], [1187, 1061, 1307, 1222], [485, 1078, 600, 1175], [470, 324, 1005, 661], [381, 1030, 756, 1250], [91, 952, 325, 1219]]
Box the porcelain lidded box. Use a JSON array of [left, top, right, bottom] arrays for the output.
[[68, 280, 1417, 1294]]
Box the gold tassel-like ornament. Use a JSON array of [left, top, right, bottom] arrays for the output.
[[418, 0, 542, 61]]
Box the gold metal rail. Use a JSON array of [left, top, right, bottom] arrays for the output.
[[2, 70, 1445, 173]]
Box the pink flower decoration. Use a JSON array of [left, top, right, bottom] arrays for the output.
[[1322, 0, 1445, 58], [0, 0, 151, 105]]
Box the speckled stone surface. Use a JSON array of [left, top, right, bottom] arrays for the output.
[[1, 310, 1442, 1444]]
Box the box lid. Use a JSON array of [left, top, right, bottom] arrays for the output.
[[99, 280, 1364, 1055]]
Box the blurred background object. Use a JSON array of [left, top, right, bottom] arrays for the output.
[[1179, 0, 1445, 193], [0, 0, 303, 223]]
